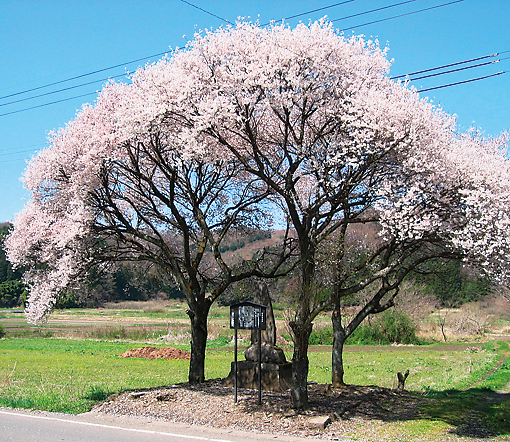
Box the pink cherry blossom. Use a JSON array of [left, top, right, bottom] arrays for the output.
[[5, 21, 510, 404]]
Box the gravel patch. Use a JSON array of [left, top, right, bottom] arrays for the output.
[[93, 380, 434, 440]]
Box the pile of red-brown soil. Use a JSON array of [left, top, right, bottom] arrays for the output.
[[119, 346, 191, 360]]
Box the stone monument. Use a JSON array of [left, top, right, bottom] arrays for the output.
[[223, 283, 292, 391]]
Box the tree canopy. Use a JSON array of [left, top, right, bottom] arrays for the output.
[[6, 20, 510, 407]]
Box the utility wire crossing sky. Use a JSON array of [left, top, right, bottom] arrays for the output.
[[0, 0, 508, 223]]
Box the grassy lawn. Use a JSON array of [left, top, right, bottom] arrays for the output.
[[308, 341, 504, 392], [0, 337, 508, 415], [1, 304, 510, 440], [0, 338, 241, 413], [0, 339, 183, 413]]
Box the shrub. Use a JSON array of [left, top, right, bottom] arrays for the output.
[[377, 310, 417, 344], [348, 310, 418, 345], [308, 311, 418, 346], [0, 324, 5, 338], [309, 325, 334, 345]]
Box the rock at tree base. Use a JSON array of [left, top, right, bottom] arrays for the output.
[[225, 283, 291, 391], [223, 360, 293, 391], [244, 342, 287, 364]]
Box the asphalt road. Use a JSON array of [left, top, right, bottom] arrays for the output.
[[0, 408, 328, 442]]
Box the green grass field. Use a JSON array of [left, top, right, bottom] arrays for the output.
[[0, 338, 508, 414], [1, 304, 510, 440]]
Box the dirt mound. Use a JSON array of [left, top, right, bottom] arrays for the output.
[[119, 346, 191, 360]]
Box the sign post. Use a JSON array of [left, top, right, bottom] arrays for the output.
[[229, 301, 267, 405]]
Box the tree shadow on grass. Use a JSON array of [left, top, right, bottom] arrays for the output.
[[418, 387, 510, 439], [191, 381, 510, 439], [305, 385, 510, 440]]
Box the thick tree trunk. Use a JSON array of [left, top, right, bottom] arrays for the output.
[[188, 302, 210, 384], [331, 300, 347, 387], [290, 320, 312, 409], [289, 237, 315, 409]]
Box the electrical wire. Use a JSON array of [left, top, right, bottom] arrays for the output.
[[419, 71, 505, 93], [391, 53, 498, 79], [0, 149, 40, 157], [1, 1, 357, 103], [0, 73, 128, 108], [179, 0, 231, 23], [261, 0, 358, 25], [331, 0, 422, 24], [0, 0, 467, 109], [0, 0, 500, 119], [0, 92, 97, 118], [338, 0, 466, 31], [0, 51, 168, 101], [407, 59, 500, 82], [0, 143, 46, 154]]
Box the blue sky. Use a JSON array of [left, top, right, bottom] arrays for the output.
[[1, 0, 509, 223]]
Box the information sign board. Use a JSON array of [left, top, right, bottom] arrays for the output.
[[230, 301, 266, 330]]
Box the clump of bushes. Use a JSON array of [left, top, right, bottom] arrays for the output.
[[90, 326, 166, 341], [348, 310, 418, 345], [308, 325, 334, 345], [309, 310, 420, 346]]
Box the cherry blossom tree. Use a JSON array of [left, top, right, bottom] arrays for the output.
[[6, 64, 295, 385], [7, 20, 510, 408], [128, 20, 509, 408], [308, 126, 509, 386]]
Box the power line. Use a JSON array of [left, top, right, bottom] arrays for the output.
[[179, 0, 231, 24], [0, 92, 97, 118], [0, 73, 128, 108], [0, 157, 33, 164], [331, 0, 422, 24], [338, 0, 467, 32], [3, 2, 358, 104], [4, 2, 359, 104], [0, 143, 45, 153], [0, 0, 466, 109], [419, 71, 505, 93], [391, 54, 499, 80], [261, 0, 358, 25], [0, 0, 500, 118], [0, 149, 40, 157], [407, 59, 500, 82], [0, 51, 168, 101]]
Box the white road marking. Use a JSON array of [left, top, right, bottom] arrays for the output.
[[0, 410, 229, 442]]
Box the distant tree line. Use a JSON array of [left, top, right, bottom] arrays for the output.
[[0, 223, 26, 308], [0, 222, 182, 308], [1, 222, 491, 310], [0, 225, 273, 310]]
